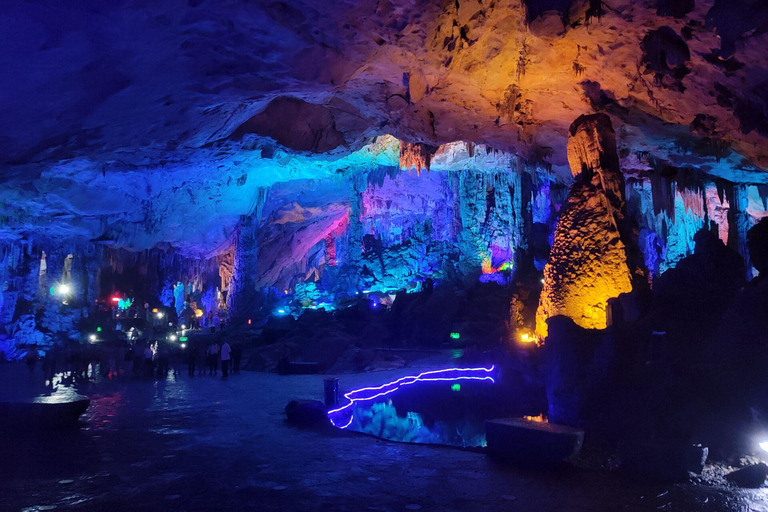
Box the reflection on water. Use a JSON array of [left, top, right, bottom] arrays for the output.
[[350, 399, 487, 447]]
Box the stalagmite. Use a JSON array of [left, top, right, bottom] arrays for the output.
[[227, 214, 259, 322], [536, 114, 634, 338]]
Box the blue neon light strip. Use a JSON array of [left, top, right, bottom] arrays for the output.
[[327, 366, 495, 429]]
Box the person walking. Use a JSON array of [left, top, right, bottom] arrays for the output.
[[220, 340, 231, 379]]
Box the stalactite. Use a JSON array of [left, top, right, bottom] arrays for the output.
[[726, 184, 752, 276], [399, 141, 438, 174]]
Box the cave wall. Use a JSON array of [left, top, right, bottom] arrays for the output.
[[1, 140, 766, 353], [244, 157, 550, 311], [0, 241, 220, 359]]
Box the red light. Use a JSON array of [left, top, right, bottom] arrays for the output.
[[248, 319, 252, 325], [111, 297, 120, 302]]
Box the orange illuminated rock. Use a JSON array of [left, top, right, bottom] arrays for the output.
[[536, 114, 633, 338]]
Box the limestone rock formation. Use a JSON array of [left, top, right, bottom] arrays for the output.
[[227, 215, 259, 322], [536, 114, 633, 337]]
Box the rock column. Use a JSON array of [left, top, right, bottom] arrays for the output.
[[535, 114, 634, 338], [227, 214, 258, 322]]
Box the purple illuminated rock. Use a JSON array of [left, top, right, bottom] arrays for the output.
[[485, 417, 584, 466]]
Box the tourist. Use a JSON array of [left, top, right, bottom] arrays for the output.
[[25, 347, 39, 374], [206, 342, 219, 375], [143, 343, 154, 378], [156, 344, 170, 378], [231, 341, 242, 374], [42, 344, 58, 386], [188, 342, 199, 376], [220, 339, 231, 379], [125, 345, 135, 376]]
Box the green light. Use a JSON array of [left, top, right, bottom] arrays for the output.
[[96, 327, 102, 332], [451, 349, 464, 359], [179, 337, 188, 342], [49, 286, 55, 295], [499, 261, 511, 271], [451, 383, 461, 392], [450, 332, 460, 340]]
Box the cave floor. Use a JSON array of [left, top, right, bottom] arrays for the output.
[[0, 358, 766, 512]]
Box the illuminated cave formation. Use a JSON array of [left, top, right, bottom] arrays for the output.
[[0, 0, 765, 398], [5, 1, 768, 508], [535, 113, 634, 337]]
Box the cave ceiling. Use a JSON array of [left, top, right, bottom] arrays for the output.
[[1, 0, 767, 255]]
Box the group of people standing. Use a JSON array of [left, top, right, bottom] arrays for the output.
[[20, 336, 245, 385], [133, 341, 176, 378], [186, 339, 242, 379]]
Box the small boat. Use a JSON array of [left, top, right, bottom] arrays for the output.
[[0, 395, 90, 430]]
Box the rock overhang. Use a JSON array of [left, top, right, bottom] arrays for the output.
[[2, 0, 768, 255]]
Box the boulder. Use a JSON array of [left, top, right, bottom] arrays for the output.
[[485, 417, 584, 466], [725, 463, 768, 488], [618, 440, 708, 482], [285, 399, 330, 428], [544, 316, 610, 428]]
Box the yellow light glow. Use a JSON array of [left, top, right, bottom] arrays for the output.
[[194, 309, 204, 318]]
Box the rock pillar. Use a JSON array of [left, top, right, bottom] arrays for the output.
[[227, 214, 258, 322], [535, 114, 634, 338]]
